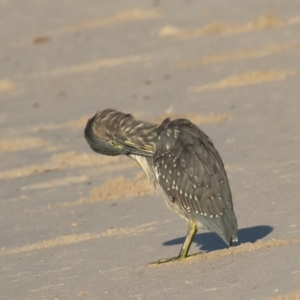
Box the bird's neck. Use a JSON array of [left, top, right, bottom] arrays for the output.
[[119, 119, 159, 151]]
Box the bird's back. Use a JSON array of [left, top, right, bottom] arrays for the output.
[[153, 118, 238, 246]]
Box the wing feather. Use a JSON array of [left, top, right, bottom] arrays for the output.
[[153, 118, 238, 245]]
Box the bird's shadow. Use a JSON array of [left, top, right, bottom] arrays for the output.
[[163, 225, 273, 252]]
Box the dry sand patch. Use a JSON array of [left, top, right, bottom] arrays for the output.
[[0, 79, 15, 98], [21, 175, 89, 190], [268, 286, 300, 300], [182, 42, 300, 67], [16, 8, 161, 47], [0, 151, 135, 180], [46, 172, 152, 210], [1, 222, 157, 255], [0, 137, 48, 153], [27, 55, 151, 78], [159, 14, 300, 39], [188, 70, 296, 92], [44, 8, 161, 37], [0, 79, 15, 92]]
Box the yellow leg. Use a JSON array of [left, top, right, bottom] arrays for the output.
[[178, 221, 198, 258], [148, 221, 198, 266]]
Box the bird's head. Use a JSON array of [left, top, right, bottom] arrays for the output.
[[84, 109, 156, 157]]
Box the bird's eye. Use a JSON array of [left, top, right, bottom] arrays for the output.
[[108, 140, 115, 146]]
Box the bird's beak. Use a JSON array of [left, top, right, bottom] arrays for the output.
[[124, 146, 153, 157], [118, 141, 154, 157]]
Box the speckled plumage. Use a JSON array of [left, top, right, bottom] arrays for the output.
[[84, 109, 238, 264], [154, 118, 238, 245]]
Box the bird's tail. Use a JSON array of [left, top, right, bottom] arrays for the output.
[[196, 208, 238, 247]]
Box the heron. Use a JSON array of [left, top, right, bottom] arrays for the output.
[[84, 109, 238, 264]]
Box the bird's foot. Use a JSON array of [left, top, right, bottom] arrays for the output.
[[147, 253, 202, 266], [147, 256, 179, 266]]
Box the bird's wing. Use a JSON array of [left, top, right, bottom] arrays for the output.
[[153, 119, 238, 245]]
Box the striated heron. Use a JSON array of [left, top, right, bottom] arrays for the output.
[[84, 109, 238, 264]]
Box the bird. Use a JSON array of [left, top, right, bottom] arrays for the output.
[[84, 109, 238, 265]]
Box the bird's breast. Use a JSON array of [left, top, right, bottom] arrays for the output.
[[129, 155, 157, 189]]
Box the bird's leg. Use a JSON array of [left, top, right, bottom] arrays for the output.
[[177, 221, 198, 259], [147, 221, 198, 266]]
